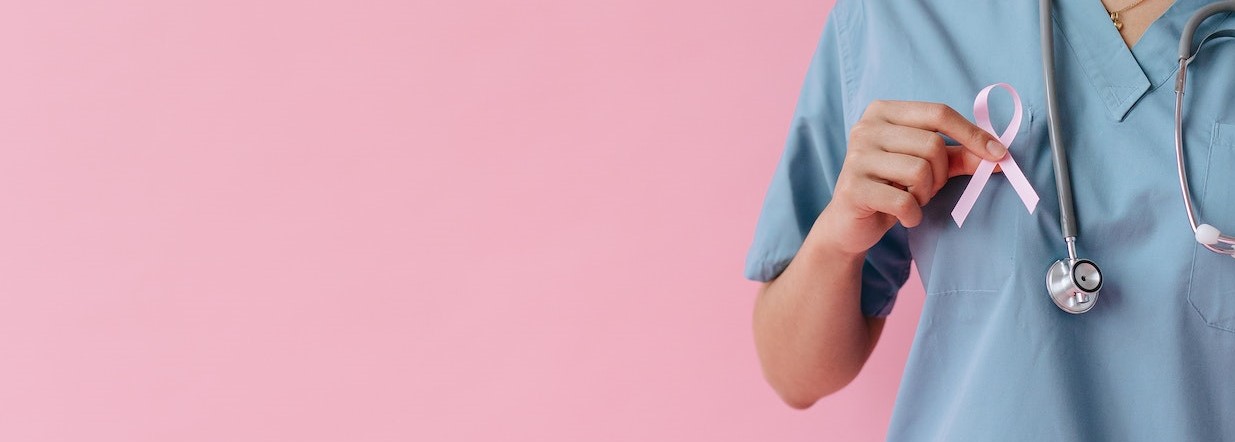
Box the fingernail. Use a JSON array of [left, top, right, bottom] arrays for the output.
[[986, 140, 1007, 159]]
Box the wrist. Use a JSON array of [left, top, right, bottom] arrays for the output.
[[803, 209, 867, 265]]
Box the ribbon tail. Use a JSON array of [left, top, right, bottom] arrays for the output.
[[951, 160, 998, 227], [998, 155, 1040, 213]]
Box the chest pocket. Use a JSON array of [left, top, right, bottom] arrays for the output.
[[1188, 122, 1235, 333]]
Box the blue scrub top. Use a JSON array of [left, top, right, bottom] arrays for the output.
[[745, 0, 1235, 439]]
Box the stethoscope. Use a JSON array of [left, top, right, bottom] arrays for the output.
[[1039, 0, 1235, 314]]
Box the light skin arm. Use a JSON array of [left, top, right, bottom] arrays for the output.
[[752, 218, 881, 409], [752, 100, 1008, 409]]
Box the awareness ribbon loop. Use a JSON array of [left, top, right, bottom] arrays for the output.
[[950, 83, 1039, 227]]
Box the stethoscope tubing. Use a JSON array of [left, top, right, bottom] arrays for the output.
[[1040, 0, 1080, 261], [1174, 2, 1235, 255]]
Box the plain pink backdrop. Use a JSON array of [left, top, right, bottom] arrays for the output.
[[0, 0, 925, 440]]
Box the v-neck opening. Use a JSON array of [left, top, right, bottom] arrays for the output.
[[1054, 0, 1153, 121], [1053, 0, 1230, 122]]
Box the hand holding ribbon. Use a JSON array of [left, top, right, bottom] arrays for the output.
[[950, 83, 1040, 227]]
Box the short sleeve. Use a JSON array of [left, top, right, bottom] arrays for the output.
[[743, 1, 911, 318]]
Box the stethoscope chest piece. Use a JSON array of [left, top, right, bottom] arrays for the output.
[[1046, 258, 1102, 314]]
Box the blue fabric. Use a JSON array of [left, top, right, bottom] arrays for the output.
[[744, 0, 1235, 439]]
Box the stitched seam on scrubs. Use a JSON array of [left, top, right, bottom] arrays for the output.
[[1200, 122, 1218, 206], [863, 281, 896, 318], [1153, 64, 1184, 91], [833, 0, 859, 121], [1182, 125, 1213, 331], [1106, 85, 1141, 112], [926, 289, 998, 297], [864, 253, 907, 318], [1188, 122, 1235, 333], [744, 2, 859, 284], [753, 253, 794, 282], [1051, 13, 1118, 121], [891, 252, 912, 314], [745, 245, 796, 282], [834, 0, 908, 317]]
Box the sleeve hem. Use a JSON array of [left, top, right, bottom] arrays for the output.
[[743, 253, 794, 283]]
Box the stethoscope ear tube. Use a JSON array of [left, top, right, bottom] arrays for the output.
[[1179, 2, 1235, 60], [1174, 60, 1235, 256], [1174, 3, 1235, 257]]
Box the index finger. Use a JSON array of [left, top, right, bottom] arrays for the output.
[[867, 100, 1008, 162]]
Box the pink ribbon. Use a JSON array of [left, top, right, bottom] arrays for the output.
[[951, 83, 1039, 227]]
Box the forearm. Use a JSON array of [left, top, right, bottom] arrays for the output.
[[752, 213, 881, 409]]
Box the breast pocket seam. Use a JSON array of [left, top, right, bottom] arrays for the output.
[[1186, 121, 1235, 334], [930, 289, 1000, 297]]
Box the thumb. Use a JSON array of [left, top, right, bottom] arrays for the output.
[[947, 145, 1003, 178]]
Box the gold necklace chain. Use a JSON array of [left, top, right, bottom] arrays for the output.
[[1106, 0, 1150, 30]]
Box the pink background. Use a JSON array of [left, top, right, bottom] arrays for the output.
[[0, 0, 925, 440]]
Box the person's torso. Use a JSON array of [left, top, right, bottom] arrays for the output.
[[831, 0, 1235, 439]]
